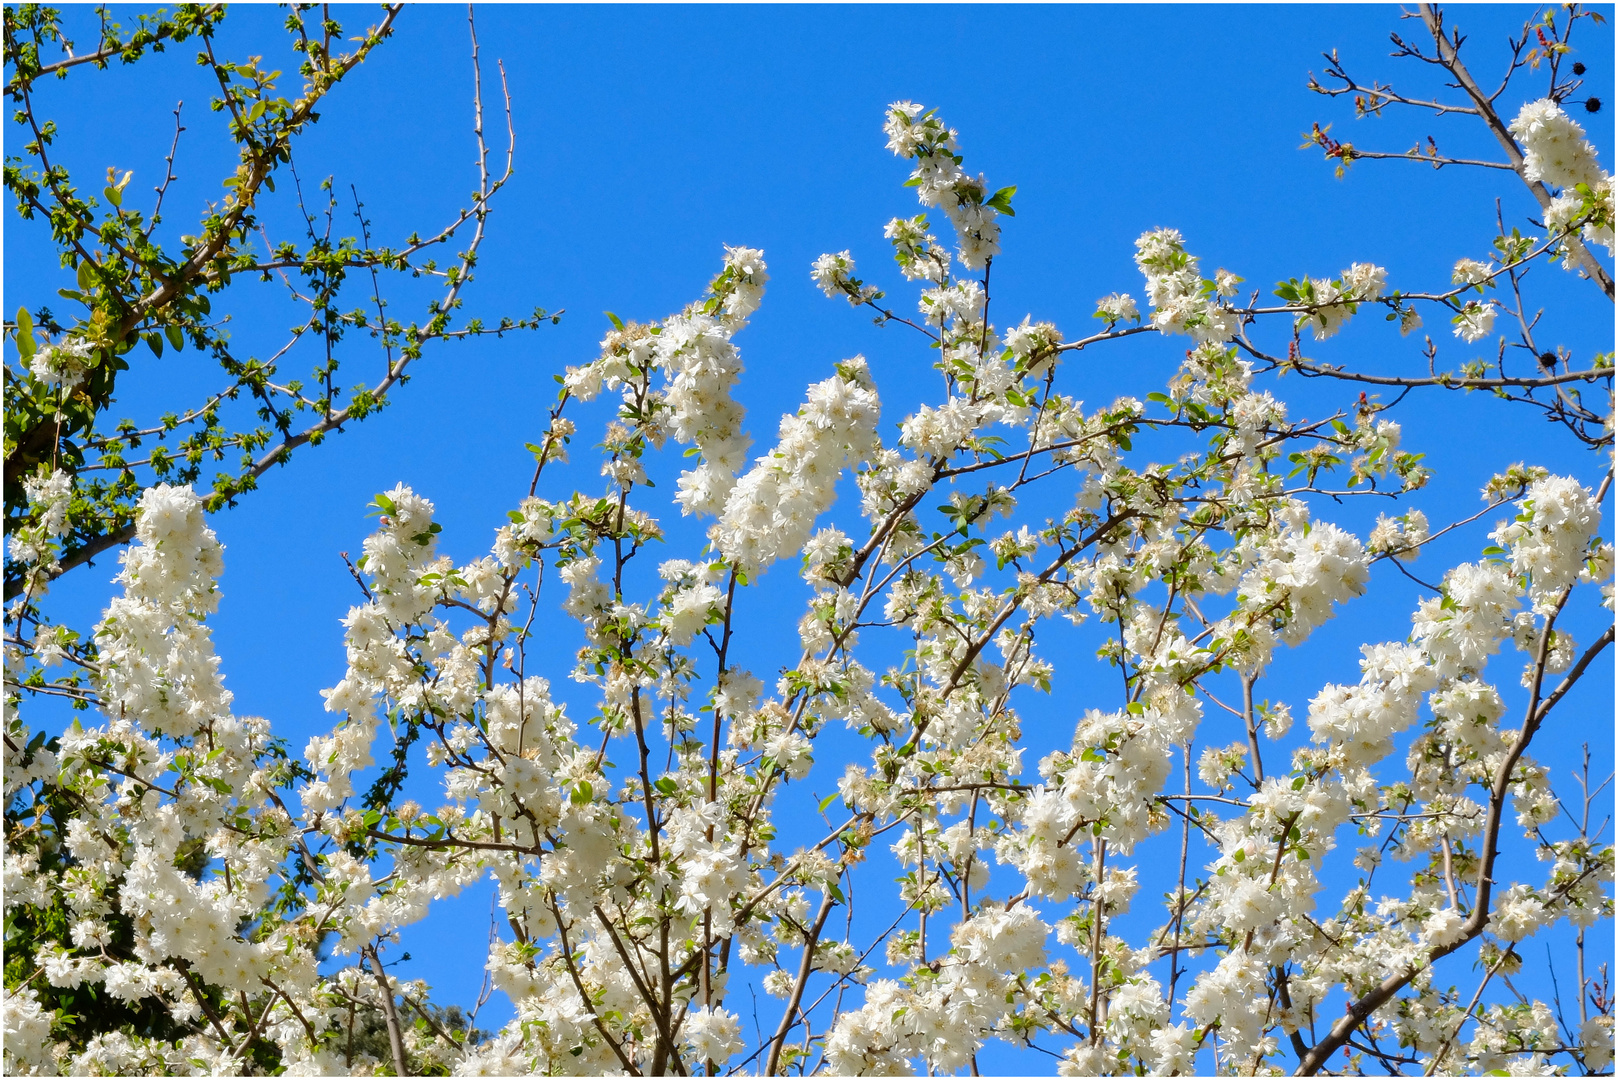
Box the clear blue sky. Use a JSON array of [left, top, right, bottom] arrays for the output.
[[8, 3, 1613, 1071]]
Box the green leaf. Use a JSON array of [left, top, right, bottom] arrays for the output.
[[14, 307, 36, 360], [818, 792, 840, 814], [986, 185, 1017, 216], [654, 777, 677, 795], [604, 311, 625, 331], [165, 323, 184, 352], [77, 260, 96, 292]]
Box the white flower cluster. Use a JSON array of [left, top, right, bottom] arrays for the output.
[[1094, 291, 1139, 325], [2, 986, 56, 1074], [27, 335, 96, 391], [884, 212, 950, 283], [1446, 256, 1502, 344], [1511, 98, 1616, 259], [7, 467, 73, 589], [1299, 262, 1387, 340], [95, 485, 229, 738], [1003, 693, 1198, 897], [661, 311, 752, 516], [1237, 500, 1372, 651], [1488, 473, 1603, 613], [1512, 98, 1605, 190], [683, 1005, 745, 1065], [1368, 507, 1429, 561], [1308, 638, 1437, 768], [715, 358, 881, 573], [1133, 227, 1238, 343], [1452, 256, 1494, 286], [884, 101, 1004, 268], [811, 249, 881, 306], [716, 243, 768, 321], [824, 906, 1052, 1074], [1454, 299, 1499, 343], [565, 248, 766, 516]]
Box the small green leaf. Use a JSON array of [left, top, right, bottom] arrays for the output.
[[165, 323, 184, 352], [604, 311, 625, 331], [77, 260, 96, 292], [818, 793, 839, 814], [14, 307, 36, 360], [985, 185, 1017, 216]]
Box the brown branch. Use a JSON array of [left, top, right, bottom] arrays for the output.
[[1416, 4, 1614, 299], [765, 889, 837, 1076], [4, 6, 227, 97], [365, 945, 410, 1077]]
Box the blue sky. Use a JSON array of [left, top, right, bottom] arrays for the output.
[[8, 3, 1614, 1072]]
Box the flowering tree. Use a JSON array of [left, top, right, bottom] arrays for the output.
[[4, 4, 1613, 1077], [2, 2, 555, 599]]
